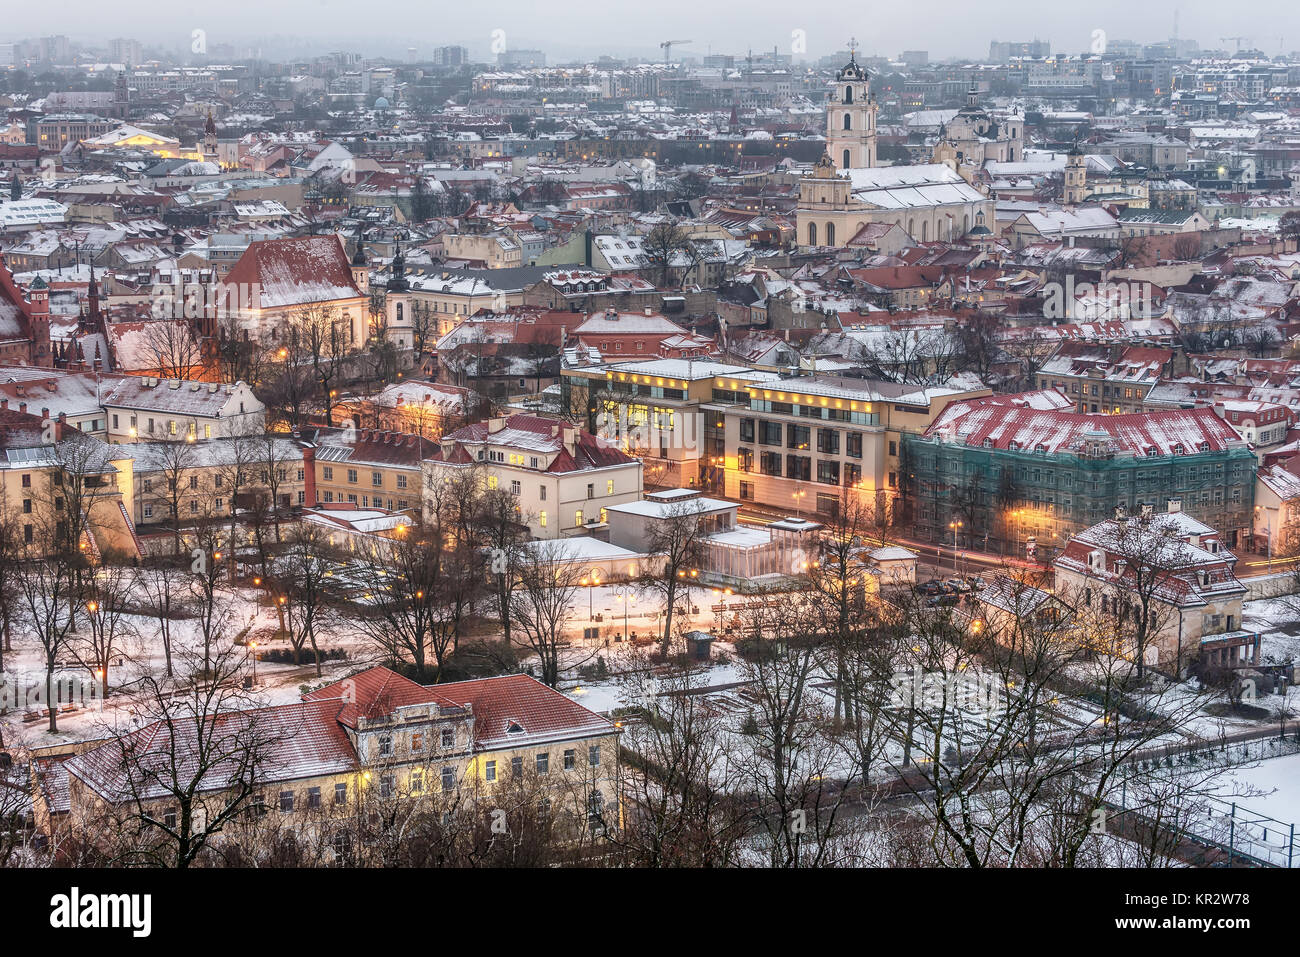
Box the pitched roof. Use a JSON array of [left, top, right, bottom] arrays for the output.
[[303, 666, 459, 729], [927, 397, 1245, 457], [434, 673, 613, 748], [224, 234, 363, 310], [63, 698, 358, 803], [305, 666, 614, 748], [435, 414, 636, 472]]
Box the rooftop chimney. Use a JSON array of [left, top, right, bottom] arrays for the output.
[[1167, 498, 1182, 514]]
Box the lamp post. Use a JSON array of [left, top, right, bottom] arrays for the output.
[[580, 574, 601, 620], [712, 587, 733, 633], [248, 640, 258, 686], [948, 519, 963, 572], [615, 592, 634, 642]]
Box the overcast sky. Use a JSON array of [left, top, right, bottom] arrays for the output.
[[12, 0, 1299, 61]]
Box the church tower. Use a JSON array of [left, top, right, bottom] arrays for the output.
[[27, 275, 52, 368], [1064, 143, 1088, 206], [203, 112, 219, 166], [826, 39, 877, 170]]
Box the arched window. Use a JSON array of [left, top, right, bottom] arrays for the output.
[[921, 221, 928, 242], [826, 223, 835, 246], [963, 214, 970, 234], [808, 222, 817, 245], [842, 149, 851, 169], [845, 85, 853, 103], [843, 113, 852, 130]]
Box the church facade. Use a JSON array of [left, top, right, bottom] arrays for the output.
[[796, 48, 995, 250]]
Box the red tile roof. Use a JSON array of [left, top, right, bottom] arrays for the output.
[[63, 698, 358, 802], [224, 234, 363, 311], [434, 673, 613, 748], [306, 666, 614, 747]]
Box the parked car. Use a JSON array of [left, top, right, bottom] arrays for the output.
[[945, 577, 971, 593], [965, 576, 988, 591], [925, 593, 961, 608], [916, 579, 949, 595]]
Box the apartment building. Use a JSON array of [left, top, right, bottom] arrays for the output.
[[1053, 502, 1257, 675], [35, 666, 622, 851], [100, 376, 264, 443], [127, 437, 306, 531], [564, 359, 775, 490], [305, 427, 436, 512], [1036, 343, 1175, 414], [0, 409, 141, 558], [716, 374, 990, 521], [426, 414, 643, 539]]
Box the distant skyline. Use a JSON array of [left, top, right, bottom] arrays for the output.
[[5, 0, 1297, 62]]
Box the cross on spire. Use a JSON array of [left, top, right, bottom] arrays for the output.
[[848, 37, 858, 61]]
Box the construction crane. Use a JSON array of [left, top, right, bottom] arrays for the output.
[[1220, 36, 1250, 54], [660, 39, 692, 65]]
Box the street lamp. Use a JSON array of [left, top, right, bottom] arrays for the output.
[[948, 519, 963, 572], [712, 587, 733, 632], [580, 574, 601, 620], [248, 640, 258, 685], [615, 592, 634, 642]]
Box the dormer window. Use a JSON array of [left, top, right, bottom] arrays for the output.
[[506, 720, 524, 735]]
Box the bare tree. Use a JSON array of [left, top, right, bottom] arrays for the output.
[[134, 557, 187, 679], [290, 302, 354, 424], [509, 540, 587, 687], [612, 654, 749, 865], [638, 502, 708, 657], [101, 640, 283, 868], [138, 319, 205, 381], [271, 523, 337, 675], [71, 558, 136, 697]]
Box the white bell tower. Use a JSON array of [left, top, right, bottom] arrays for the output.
[[826, 38, 878, 170]]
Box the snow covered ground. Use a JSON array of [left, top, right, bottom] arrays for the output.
[[1242, 596, 1300, 666]]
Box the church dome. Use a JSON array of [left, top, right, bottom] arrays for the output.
[[374, 96, 391, 109]]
